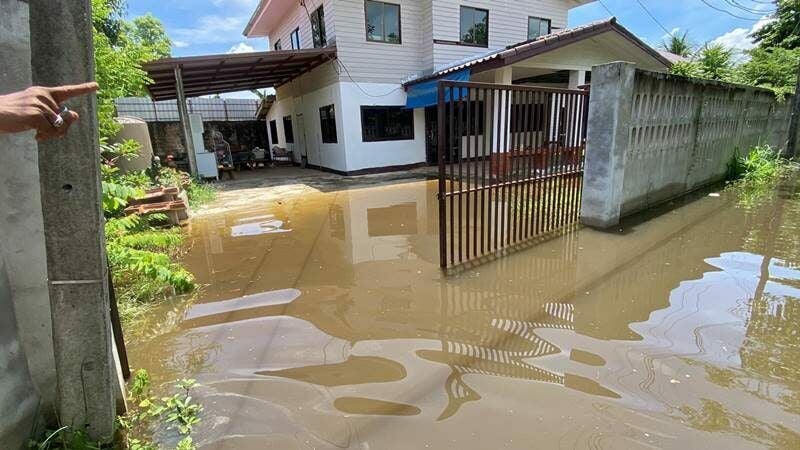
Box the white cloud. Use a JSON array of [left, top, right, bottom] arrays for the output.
[[710, 17, 772, 53], [173, 40, 189, 48], [170, 14, 252, 46], [228, 42, 256, 54]]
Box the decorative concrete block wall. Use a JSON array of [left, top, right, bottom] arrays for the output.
[[581, 62, 793, 227]]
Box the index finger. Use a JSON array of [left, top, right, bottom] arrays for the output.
[[48, 82, 99, 103]]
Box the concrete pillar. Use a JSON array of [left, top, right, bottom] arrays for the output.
[[175, 66, 198, 176], [29, 0, 117, 441], [568, 70, 586, 89], [580, 62, 636, 229], [0, 0, 57, 413]]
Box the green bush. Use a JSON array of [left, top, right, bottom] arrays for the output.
[[727, 144, 791, 185]]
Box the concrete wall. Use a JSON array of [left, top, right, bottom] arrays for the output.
[[0, 1, 50, 446], [581, 62, 793, 227]]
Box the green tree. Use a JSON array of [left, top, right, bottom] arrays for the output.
[[697, 44, 734, 81], [661, 31, 694, 57], [670, 60, 702, 77], [734, 47, 800, 99], [127, 13, 172, 59], [92, 0, 171, 138], [752, 0, 800, 50]]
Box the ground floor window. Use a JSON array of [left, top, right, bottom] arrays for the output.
[[269, 119, 279, 145], [361, 106, 414, 142], [283, 115, 294, 143], [319, 104, 337, 143]]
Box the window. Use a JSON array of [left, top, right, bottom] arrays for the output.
[[361, 106, 414, 142], [310, 6, 327, 48], [460, 6, 488, 47], [274, 39, 282, 50], [319, 105, 337, 143], [290, 28, 300, 50], [528, 17, 551, 40], [269, 120, 279, 145], [365, 1, 401, 44], [283, 115, 294, 144]]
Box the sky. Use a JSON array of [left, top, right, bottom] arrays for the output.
[[127, 0, 776, 97]]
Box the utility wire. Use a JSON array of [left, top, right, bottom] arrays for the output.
[[697, 0, 769, 20], [633, 0, 674, 36], [597, 0, 616, 17]]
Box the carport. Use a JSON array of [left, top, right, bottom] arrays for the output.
[[142, 47, 336, 175]]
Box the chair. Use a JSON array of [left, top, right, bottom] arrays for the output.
[[271, 146, 294, 166]]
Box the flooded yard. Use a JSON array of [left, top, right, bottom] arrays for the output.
[[129, 173, 800, 449]]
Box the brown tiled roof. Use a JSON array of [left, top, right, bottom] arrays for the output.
[[404, 18, 671, 87]]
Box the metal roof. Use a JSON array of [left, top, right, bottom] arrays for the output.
[[404, 18, 671, 87], [143, 47, 337, 101]]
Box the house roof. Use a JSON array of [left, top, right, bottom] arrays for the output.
[[404, 17, 671, 87], [143, 47, 337, 101]]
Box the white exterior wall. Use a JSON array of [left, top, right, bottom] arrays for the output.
[[334, 0, 428, 84], [339, 82, 426, 171], [431, 0, 573, 69], [264, 97, 296, 154], [269, 0, 336, 50]]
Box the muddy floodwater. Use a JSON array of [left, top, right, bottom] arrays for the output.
[[130, 174, 800, 449]]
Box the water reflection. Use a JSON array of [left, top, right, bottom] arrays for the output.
[[130, 178, 800, 449]]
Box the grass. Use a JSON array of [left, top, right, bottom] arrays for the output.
[[28, 370, 201, 450], [185, 180, 216, 209], [725, 144, 796, 206]]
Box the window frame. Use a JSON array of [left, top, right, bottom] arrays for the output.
[[360, 105, 415, 142], [319, 104, 338, 144], [365, 0, 402, 45], [283, 115, 294, 144], [459, 6, 489, 47], [527, 16, 551, 40], [310, 6, 327, 48], [274, 39, 282, 51], [290, 28, 301, 50], [268, 119, 279, 145]]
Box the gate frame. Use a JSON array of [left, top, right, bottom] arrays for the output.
[[436, 80, 589, 269]]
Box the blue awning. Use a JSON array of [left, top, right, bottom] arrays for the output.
[[405, 69, 471, 109]]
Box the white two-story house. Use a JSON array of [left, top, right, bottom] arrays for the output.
[[244, 0, 670, 175]]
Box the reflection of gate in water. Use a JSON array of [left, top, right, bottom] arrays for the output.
[[437, 81, 589, 268]]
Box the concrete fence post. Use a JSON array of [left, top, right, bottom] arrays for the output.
[[29, 0, 118, 441], [580, 61, 636, 229]]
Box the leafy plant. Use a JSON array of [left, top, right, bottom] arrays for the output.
[[661, 31, 694, 57]]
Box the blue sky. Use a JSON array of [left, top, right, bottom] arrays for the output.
[[128, 0, 774, 96]]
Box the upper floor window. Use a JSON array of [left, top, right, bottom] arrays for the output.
[[310, 6, 327, 48], [361, 106, 413, 142], [319, 105, 337, 144], [274, 39, 282, 51], [366, 1, 401, 44], [460, 6, 488, 47], [290, 28, 301, 50], [528, 17, 551, 40]]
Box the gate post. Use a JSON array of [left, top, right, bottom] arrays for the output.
[[30, 0, 120, 441], [580, 61, 635, 228]]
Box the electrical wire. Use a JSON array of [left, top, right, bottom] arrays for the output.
[[697, 0, 770, 20], [597, 0, 616, 18], [633, 0, 674, 36]]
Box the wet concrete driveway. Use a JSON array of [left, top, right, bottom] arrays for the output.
[[130, 174, 800, 449]]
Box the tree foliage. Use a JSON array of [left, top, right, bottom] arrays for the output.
[[661, 31, 694, 57], [752, 0, 800, 50], [92, 0, 170, 138], [697, 44, 734, 81]]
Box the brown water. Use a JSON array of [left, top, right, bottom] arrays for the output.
[[130, 176, 800, 449]]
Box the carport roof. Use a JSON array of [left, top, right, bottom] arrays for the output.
[[143, 47, 337, 101]]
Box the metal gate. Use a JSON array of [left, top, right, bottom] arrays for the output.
[[437, 81, 588, 268]]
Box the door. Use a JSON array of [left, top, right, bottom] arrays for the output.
[[425, 106, 438, 165], [295, 113, 308, 164]]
